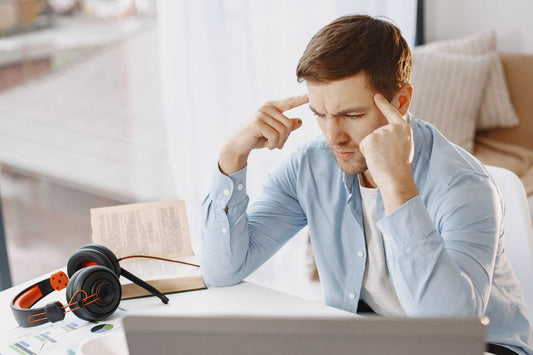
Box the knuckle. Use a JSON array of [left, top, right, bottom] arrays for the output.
[[281, 117, 291, 128], [261, 103, 273, 111], [254, 110, 266, 120], [268, 131, 280, 145], [366, 133, 378, 144], [257, 105, 270, 115]]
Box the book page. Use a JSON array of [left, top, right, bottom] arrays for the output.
[[90, 200, 193, 259], [119, 255, 200, 283]]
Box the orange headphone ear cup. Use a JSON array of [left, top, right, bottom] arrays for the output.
[[66, 266, 122, 321], [67, 245, 120, 278]]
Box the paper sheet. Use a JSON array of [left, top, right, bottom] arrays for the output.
[[0, 307, 126, 355], [90, 200, 193, 259]]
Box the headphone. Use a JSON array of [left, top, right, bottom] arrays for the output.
[[11, 244, 170, 328]]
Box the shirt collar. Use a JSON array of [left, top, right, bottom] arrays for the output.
[[343, 172, 355, 194]]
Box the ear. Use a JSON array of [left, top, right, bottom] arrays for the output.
[[392, 83, 413, 116]]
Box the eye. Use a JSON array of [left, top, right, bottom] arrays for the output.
[[345, 113, 364, 119], [313, 112, 326, 119]]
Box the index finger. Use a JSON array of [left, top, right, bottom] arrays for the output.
[[268, 95, 309, 112], [374, 93, 404, 124]]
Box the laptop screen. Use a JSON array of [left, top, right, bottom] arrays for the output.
[[122, 314, 486, 355]]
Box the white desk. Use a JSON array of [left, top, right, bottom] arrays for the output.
[[0, 272, 351, 354]]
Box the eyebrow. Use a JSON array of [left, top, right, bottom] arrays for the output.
[[309, 104, 369, 117]]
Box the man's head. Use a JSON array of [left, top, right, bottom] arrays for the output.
[[296, 15, 413, 176], [296, 15, 411, 101]]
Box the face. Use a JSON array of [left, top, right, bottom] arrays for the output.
[[307, 73, 389, 175]]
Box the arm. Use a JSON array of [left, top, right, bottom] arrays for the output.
[[377, 173, 501, 317], [201, 96, 309, 286], [363, 93, 500, 316], [201, 157, 307, 286]]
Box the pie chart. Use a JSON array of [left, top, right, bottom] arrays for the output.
[[90, 323, 114, 333]]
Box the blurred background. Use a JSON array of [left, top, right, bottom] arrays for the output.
[[1, 0, 532, 300]]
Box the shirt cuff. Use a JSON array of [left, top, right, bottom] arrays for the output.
[[377, 195, 438, 256], [209, 164, 248, 209]]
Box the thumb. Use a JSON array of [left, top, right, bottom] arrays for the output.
[[290, 118, 303, 131], [359, 135, 369, 157]]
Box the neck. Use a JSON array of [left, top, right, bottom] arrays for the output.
[[360, 171, 377, 188]]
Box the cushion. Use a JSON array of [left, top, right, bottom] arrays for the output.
[[416, 31, 519, 130], [410, 51, 491, 152], [480, 53, 533, 152]]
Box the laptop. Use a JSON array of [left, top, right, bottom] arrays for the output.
[[122, 314, 487, 355]]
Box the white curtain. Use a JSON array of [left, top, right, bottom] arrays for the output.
[[156, 0, 417, 250]]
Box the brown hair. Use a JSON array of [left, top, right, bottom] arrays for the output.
[[296, 15, 411, 100]]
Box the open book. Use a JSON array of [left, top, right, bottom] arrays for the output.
[[90, 200, 206, 299]]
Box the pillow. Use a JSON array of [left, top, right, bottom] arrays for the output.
[[416, 31, 519, 129], [410, 51, 491, 152]]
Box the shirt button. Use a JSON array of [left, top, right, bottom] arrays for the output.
[[237, 184, 244, 191], [357, 250, 364, 258], [222, 228, 227, 234], [348, 293, 355, 299], [223, 189, 230, 196]]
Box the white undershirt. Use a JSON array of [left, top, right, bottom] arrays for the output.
[[359, 176, 405, 316]]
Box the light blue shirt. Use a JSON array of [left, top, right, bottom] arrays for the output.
[[201, 115, 533, 354]]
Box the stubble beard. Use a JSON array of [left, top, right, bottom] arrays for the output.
[[332, 148, 368, 175]]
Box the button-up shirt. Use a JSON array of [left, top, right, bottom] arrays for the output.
[[201, 115, 533, 354]]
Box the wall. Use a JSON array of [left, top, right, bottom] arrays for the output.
[[425, 0, 533, 53]]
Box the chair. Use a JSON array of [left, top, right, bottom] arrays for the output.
[[485, 165, 533, 314], [0, 181, 13, 290]]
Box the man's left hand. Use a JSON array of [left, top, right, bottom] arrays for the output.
[[359, 93, 418, 214]]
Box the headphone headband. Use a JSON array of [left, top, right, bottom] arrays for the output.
[[11, 271, 69, 327]]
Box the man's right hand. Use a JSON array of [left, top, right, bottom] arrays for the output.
[[219, 95, 309, 176]]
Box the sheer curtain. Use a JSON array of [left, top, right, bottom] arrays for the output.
[[156, 0, 417, 250]]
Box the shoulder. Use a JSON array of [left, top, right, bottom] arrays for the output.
[[410, 116, 495, 193], [410, 116, 502, 230]]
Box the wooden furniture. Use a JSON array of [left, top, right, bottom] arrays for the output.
[[482, 54, 533, 152]]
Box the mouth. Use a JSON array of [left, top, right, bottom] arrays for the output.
[[335, 151, 355, 159]]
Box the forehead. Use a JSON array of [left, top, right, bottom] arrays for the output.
[[306, 73, 375, 113]]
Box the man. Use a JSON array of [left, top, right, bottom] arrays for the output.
[[201, 15, 533, 354]]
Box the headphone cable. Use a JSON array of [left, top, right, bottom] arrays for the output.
[[117, 255, 199, 268]]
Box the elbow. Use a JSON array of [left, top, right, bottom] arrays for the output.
[[200, 253, 246, 287], [401, 272, 487, 318], [403, 298, 484, 318], [201, 267, 243, 287]]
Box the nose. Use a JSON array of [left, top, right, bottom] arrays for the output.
[[325, 117, 348, 146]]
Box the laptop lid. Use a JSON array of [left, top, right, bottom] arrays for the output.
[[122, 314, 486, 355]]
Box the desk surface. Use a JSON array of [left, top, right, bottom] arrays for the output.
[[0, 273, 350, 354], [1, 273, 494, 355]]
